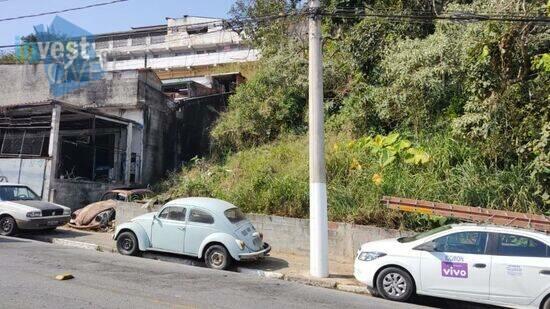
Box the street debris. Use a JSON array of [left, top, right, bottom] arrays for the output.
[[55, 274, 74, 281]]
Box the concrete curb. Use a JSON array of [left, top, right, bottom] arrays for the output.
[[25, 234, 115, 253], [336, 284, 370, 294], [236, 267, 285, 279], [236, 267, 369, 295]]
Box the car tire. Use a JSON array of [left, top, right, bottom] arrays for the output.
[[376, 267, 415, 302], [116, 231, 140, 256], [204, 244, 232, 270], [542, 296, 550, 309], [0, 216, 17, 236]]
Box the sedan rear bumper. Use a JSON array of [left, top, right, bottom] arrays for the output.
[[239, 243, 271, 260], [16, 216, 70, 230]]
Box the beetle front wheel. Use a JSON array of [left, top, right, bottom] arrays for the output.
[[116, 231, 139, 256]]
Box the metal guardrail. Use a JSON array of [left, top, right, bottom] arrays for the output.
[[381, 196, 550, 233]]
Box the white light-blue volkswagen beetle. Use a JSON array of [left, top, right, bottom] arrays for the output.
[[113, 197, 271, 270]]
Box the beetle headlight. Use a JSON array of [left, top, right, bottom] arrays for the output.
[[63, 208, 71, 216], [236, 239, 245, 250], [26, 211, 42, 218], [357, 251, 386, 261]]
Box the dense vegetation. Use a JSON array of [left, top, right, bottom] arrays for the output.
[[160, 0, 549, 230]]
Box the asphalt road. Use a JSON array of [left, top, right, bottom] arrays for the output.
[[0, 236, 432, 309]]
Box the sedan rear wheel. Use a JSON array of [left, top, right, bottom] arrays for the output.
[[116, 231, 139, 256], [376, 267, 414, 302], [0, 216, 17, 236], [205, 245, 231, 270]]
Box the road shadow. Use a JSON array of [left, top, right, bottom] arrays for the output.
[[411, 295, 505, 309], [139, 251, 284, 272], [239, 256, 290, 271], [17, 227, 93, 239], [0, 236, 29, 243], [141, 251, 206, 267]]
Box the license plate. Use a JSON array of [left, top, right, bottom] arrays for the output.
[[47, 220, 59, 226]]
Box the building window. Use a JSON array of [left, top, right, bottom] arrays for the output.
[[116, 55, 131, 61], [0, 130, 49, 157], [150, 35, 165, 44], [95, 39, 110, 49], [113, 37, 129, 48], [175, 51, 192, 57], [131, 35, 146, 46], [186, 25, 208, 35]]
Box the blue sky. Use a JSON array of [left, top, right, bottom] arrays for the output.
[[0, 0, 235, 46]]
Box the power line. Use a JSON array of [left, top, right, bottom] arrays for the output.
[[0, 0, 129, 23], [322, 8, 550, 24], [1, 7, 548, 51]]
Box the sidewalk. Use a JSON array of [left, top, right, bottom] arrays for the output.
[[20, 226, 368, 294]]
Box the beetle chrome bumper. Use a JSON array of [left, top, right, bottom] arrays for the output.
[[239, 243, 271, 260]]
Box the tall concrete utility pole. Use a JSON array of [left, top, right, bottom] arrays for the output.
[[308, 0, 329, 278]]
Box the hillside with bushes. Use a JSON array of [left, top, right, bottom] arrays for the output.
[[159, 0, 549, 230]]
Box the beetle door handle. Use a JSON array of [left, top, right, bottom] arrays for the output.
[[540, 270, 550, 276], [473, 263, 486, 268], [178, 227, 186, 231]]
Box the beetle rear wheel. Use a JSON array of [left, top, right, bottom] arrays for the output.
[[116, 231, 139, 256], [205, 244, 231, 270], [0, 216, 17, 236]]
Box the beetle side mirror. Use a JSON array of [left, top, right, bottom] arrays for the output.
[[414, 241, 437, 252]]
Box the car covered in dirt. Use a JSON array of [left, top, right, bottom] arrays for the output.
[[69, 188, 154, 230], [113, 197, 271, 270], [0, 183, 71, 236]]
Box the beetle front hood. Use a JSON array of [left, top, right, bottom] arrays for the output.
[[131, 212, 156, 221]]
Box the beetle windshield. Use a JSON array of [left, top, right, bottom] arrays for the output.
[[0, 186, 40, 201], [397, 225, 452, 243], [224, 208, 247, 224]]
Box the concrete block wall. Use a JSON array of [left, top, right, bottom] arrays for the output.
[[53, 179, 116, 210]]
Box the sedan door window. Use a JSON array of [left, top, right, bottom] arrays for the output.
[[158, 207, 186, 221], [433, 231, 488, 254], [495, 233, 548, 257]]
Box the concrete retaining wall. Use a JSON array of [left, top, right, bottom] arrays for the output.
[[115, 206, 411, 260], [247, 214, 412, 260]]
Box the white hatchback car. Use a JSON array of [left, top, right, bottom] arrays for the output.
[[354, 224, 550, 309]]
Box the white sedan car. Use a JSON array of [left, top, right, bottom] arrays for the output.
[[354, 224, 550, 309], [0, 183, 71, 236]]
